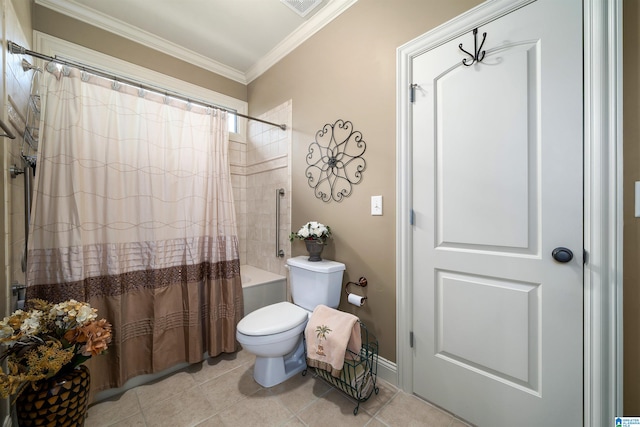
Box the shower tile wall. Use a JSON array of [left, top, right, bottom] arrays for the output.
[[231, 100, 291, 277], [3, 1, 33, 313], [229, 143, 247, 263]]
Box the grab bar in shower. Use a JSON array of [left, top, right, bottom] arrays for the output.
[[276, 188, 285, 258], [0, 118, 16, 139], [10, 161, 33, 272]]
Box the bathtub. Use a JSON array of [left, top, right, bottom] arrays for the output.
[[241, 265, 287, 315]]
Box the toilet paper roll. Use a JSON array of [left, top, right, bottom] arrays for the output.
[[347, 293, 365, 307]]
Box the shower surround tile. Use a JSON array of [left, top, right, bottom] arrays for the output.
[[232, 100, 292, 276]]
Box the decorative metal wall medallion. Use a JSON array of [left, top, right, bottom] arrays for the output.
[[306, 119, 366, 202]]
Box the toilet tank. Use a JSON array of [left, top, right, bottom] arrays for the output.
[[287, 256, 346, 311]]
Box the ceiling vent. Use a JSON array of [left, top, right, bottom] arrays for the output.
[[280, 0, 323, 18]]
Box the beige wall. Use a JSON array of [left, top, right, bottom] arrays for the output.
[[624, 0, 640, 415], [248, 0, 482, 362], [33, 4, 247, 102], [10, 0, 31, 46]]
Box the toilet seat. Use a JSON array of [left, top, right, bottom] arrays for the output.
[[237, 301, 308, 336]]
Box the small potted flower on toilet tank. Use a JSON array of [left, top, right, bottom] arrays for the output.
[[290, 221, 332, 261]]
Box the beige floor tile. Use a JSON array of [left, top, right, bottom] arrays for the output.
[[194, 414, 226, 426], [81, 350, 465, 427], [135, 370, 197, 410], [269, 371, 333, 413], [105, 412, 147, 427], [450, 419, 473, 427], [357, 378, 398, 417], [217, 388, 294, 426], [188, 350, 255, 385], [299, 374, 396, 419], [199, 363, 262, 414], [141, 386, 215, 427], [85, 389, 141, 427], [376, 393, 454, 427], [367, 419, 390, 427], [281, 417, 307, 426], [297, 388, 373, 427]]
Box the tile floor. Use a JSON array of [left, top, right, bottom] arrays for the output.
[[85, 350, 469, 427]]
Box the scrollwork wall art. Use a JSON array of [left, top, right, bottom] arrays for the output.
[[306, 119, 367, 202]]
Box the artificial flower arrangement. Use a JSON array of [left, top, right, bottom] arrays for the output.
[[0, 299, 112, 399], [289, 221, 332, 244]]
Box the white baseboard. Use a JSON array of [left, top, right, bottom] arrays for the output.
[[376, 355, 398, 387]]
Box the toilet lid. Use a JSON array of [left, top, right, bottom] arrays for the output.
[[237, 301, 309, 336]]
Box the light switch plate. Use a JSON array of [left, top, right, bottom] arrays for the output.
[[636, 182, 640, 217], [371, 195, 382, 216]]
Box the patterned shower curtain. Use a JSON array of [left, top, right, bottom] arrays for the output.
[[25, 64, 244, 394]]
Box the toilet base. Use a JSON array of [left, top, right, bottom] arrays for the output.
[[253, 338, 306, 387]]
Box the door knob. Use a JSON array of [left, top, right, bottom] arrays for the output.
[[552, 247, 573, 263]]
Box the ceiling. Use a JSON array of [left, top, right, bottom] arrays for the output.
[[34, 0, 357, 84]]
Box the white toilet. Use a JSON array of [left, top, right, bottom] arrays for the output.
[[236, 256, 346, 387]]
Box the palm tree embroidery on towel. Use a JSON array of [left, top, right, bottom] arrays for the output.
[[315, 325, 332, 356]]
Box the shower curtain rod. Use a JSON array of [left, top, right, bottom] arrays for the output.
[[8, 41, 287, 131]]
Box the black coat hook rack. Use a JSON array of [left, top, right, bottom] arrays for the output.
[[459, 28, 487, 66]]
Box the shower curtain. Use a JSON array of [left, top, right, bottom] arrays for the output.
[[25, 64, 244, 393]]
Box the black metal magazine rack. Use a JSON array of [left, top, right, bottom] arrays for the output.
[[304, 321, 379, 415]]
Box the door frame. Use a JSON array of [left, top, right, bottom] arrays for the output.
[[395, 0, 623, 425]]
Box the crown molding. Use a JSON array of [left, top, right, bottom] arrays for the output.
[[245, 0, 358, 83], [35, 0, 357, 85], [35, 0, 248, 84]]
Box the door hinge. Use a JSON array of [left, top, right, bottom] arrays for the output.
[[409, 331, 414, 348], [410, 209, 415, 225], [410, 84, 418, 103]]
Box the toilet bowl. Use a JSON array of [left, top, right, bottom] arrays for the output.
[[236, 301, 310, 387], [236, 257, 346, 387]]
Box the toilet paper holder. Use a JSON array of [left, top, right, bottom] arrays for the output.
[[345, 276, 368, 301]]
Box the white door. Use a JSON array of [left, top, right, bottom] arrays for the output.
[[411, 1, 583, 426]]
